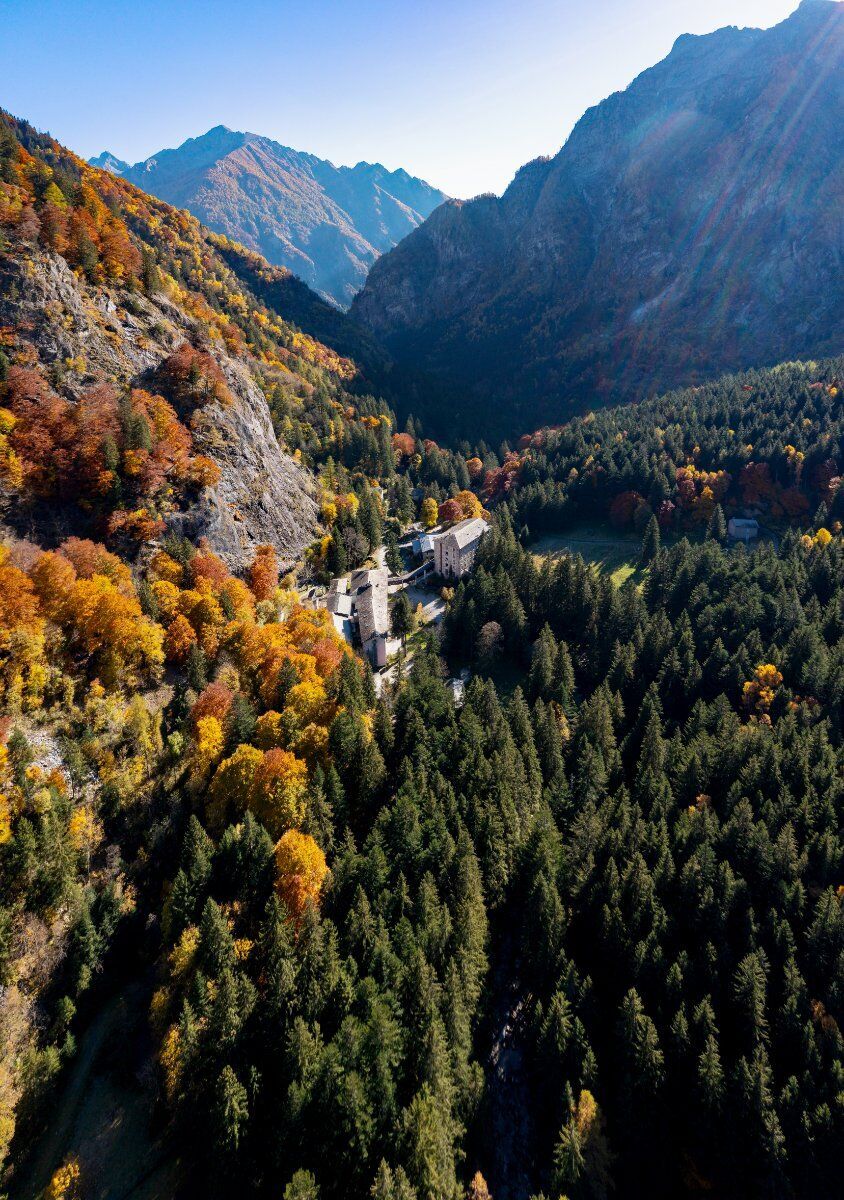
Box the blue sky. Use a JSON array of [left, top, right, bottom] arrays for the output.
[[1, 0, 799, 198]]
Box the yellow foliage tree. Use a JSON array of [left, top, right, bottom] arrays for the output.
[[0, 744, 11, 845], [421, 497, 438, 529], [159, 1023, 183, 1104], [206, 743, 263, 830], [285, 679, 330, 730], [254, 710, 286, 750], [743, 663, 783, 714], [68, 805, 104, 870], [190, 715, 225, 787], [553, 1089, 613, 1200], [168, 924, 200, 981], [275, 829, 329, 921], [151, 579, 180, 621], [454, 490, 483, 520], [47, 1159, 81, 1200], [249, 748, 308, 838], [69, 574, 164, 685], [150, 551, 184, 586]]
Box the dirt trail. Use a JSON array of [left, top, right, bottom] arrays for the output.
[[483, 930, 536, 1200], [10, 983, 182, 1200]]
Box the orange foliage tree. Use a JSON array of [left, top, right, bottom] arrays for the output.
[[248, 545, 279, 602]]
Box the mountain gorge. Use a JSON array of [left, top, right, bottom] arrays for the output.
[[353, 0, 844, 439], [2, 5, 844, 1200], [95, 127, 447, 307]]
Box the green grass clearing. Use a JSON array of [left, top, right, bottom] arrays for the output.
[[529, 526, 647, 587]]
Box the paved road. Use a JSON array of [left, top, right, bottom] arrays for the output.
[[405, 584, 446, 625]]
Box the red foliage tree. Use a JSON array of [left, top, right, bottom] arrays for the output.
[[391, 432, 415, 460], [190, 682, 234, 733], [248, 545, 279, 602], [609, 491, 644, 529], [157, 344, 231, 411], [438, 499, 463, 526]]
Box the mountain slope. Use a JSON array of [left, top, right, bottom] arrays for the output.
[[352, 0, 844, 440], [0, 111, 403, 566], [97, 127, 447, 307]]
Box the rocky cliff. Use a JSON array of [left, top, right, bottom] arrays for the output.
[[353, 0, 844, 439], [0, 248, 317, 570], [96, 127, 447, 308], [0, 111, 345, 570]]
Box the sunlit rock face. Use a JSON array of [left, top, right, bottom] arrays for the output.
[[100, 126, 447, 308], [353, 1, 844, 440]]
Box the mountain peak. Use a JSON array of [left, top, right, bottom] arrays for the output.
[[115, 128, 446, 307], [88, 150, 129, 175], [353, 0, 844, 438], [792, 0, 844, 20]]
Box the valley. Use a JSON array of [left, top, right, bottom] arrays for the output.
[[0, 4, 843, 1199]]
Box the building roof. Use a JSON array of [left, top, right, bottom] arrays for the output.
[[413, 534, 436, 556], [443, 517, 488, 551], [328, 577, 349, 595], [356, 576, 389, 643], [350, 566, 389, 595], [326, 592, 353, 617]]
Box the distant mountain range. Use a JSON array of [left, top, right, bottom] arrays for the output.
[[90, 128, 447, 307], [353, 0, 844, 439]]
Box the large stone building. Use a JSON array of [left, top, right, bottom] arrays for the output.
[[322, 567, 390, 664], [433, 517, 488, 579], [351, 567, 390, 667]]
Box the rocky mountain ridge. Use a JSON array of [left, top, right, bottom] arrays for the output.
[[352, 0, 844, 439], [0, 248, 318, 569], [0, 110, 367, 569], [93, 126, 447, 307]]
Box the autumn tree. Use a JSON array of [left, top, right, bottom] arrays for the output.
[[249, 544, 279, 602], [438, 499, 463, 526], [552, 1090, 613, 1200], [250, 748, 308, 837], [274, 830, 328, 920], [421, 497, 438, 529]]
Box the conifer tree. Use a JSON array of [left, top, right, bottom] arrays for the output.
[[641, 514, 660, 564]]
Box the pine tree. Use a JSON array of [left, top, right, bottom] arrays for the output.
[[187, 642, 208, 691], [707, 503, 727, 543], [391, 592, 414, 643], [641, 514, 660, 564], [198, 898, 235, 976], [227, 693, 257, 750], [213, 1065, 249, 1159]]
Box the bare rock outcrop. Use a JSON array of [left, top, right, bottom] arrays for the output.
[[0, 249, 318, 569], [169, 356, 318, 570]]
